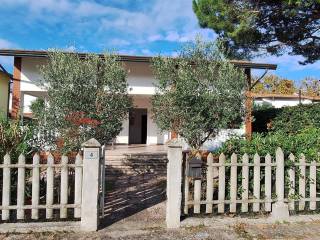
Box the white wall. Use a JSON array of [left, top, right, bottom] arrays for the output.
[[20, 58, 158, 108], [125, 62, 157, 95], [21, 57, 47, 93], [255, 98, 313, 108]]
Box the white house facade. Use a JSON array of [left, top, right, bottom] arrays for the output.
[[0, 49, 277, 146], [253, 93, 320, 108]]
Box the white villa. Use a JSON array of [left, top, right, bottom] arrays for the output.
[[0, 49, 277, 145]]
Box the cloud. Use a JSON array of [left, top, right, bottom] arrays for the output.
[[255, 54, 320, 71], [147, 29, 217, 43], [0, 0, 210, 44], [108, 39, 130, 46], [0, 38, 16, 49]]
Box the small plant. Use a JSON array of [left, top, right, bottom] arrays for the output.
[[0, 112, 32, 160], [215, 128, 320, 162]]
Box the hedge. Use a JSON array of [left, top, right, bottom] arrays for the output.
[[253, 103, 320, 134]]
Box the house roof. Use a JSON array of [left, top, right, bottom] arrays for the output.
[[0, 49, 277, 70], [252, 93, 320, 101]]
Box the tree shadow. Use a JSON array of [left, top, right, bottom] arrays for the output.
[[99, 153, 167, 228]]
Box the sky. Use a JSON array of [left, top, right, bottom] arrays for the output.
[[0, 0, 319, 85]]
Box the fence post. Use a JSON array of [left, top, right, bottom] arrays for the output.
[[166, 144, 182, 229], [81, 138, 101, 231], [271, 147, 289, 220]]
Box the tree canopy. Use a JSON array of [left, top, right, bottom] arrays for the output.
[[35, 51, 132, 152], [301, 77, 320, 96], [151, 40, 246, 150], [193, 0, 320, 64], [252, 74, 297, 95]]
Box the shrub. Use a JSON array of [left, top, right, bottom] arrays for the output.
[[271, 103, 320, 134], [252, 103, 320, 134], [0, 113, 32, 161], [215, 128, 320, 162]]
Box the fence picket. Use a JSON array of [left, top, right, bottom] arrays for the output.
[[74, 153, 83, 218], [253, 153, 260, 212], [17, 154, 25, 219], [230, 153, 237, 213], [2, 154, 11, 220], [32, 153, 40, 219], [60, 155, 69, 218], [218, 153, 226, 213], [193, 153, 202, 214], [310, 160, 317, 210], [46, 153, 54, 219], [241, 154, 249, 212], [288, 153, 295, 210], [184, 153, 190, 215], [299, 154, 306, 211], [265, 153, 272, 212], [206, 153, 214, 213]]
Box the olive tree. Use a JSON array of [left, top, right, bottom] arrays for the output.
[[151, 39, 246, 150], [35, 51, 132, 152]]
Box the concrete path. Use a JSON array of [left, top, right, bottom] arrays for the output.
[[3, 203, 320, 239]]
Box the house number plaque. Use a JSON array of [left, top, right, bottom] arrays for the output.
[[84, 149, 99, 159]]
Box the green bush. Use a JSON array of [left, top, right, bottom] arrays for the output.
[[253, 103, 320, 134], [272, 103, 320, 134], [0, 113, 32, 161], [215, 128, 320, 162]]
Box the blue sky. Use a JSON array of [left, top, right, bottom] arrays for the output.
[[0, 0, 319, 85]]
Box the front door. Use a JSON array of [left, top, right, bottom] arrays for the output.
[[129, 108, 148, 144]]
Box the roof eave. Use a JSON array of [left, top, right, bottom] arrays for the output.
[[0, 49, 277, 70]]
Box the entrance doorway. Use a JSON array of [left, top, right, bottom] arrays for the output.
[[129, 108, 148, 144]]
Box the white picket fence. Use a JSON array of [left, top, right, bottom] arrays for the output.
[[183, 147, 319, 215], [1, 152, 83, 221], [0, 138, 104, 232]]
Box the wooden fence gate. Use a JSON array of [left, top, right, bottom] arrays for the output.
[[0, 138, 103, 232]]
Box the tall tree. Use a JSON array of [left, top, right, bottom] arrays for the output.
[[35, 51, 132, 152], [301, 77, 320, 96], [252, 74, 297, 95], [151, 39, 246, 150], [193, 0, 320, 64]]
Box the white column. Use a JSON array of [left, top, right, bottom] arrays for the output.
[[271, 148, 289, 220], [166, 145, 182, 229], [81, 138, 101, 231]]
